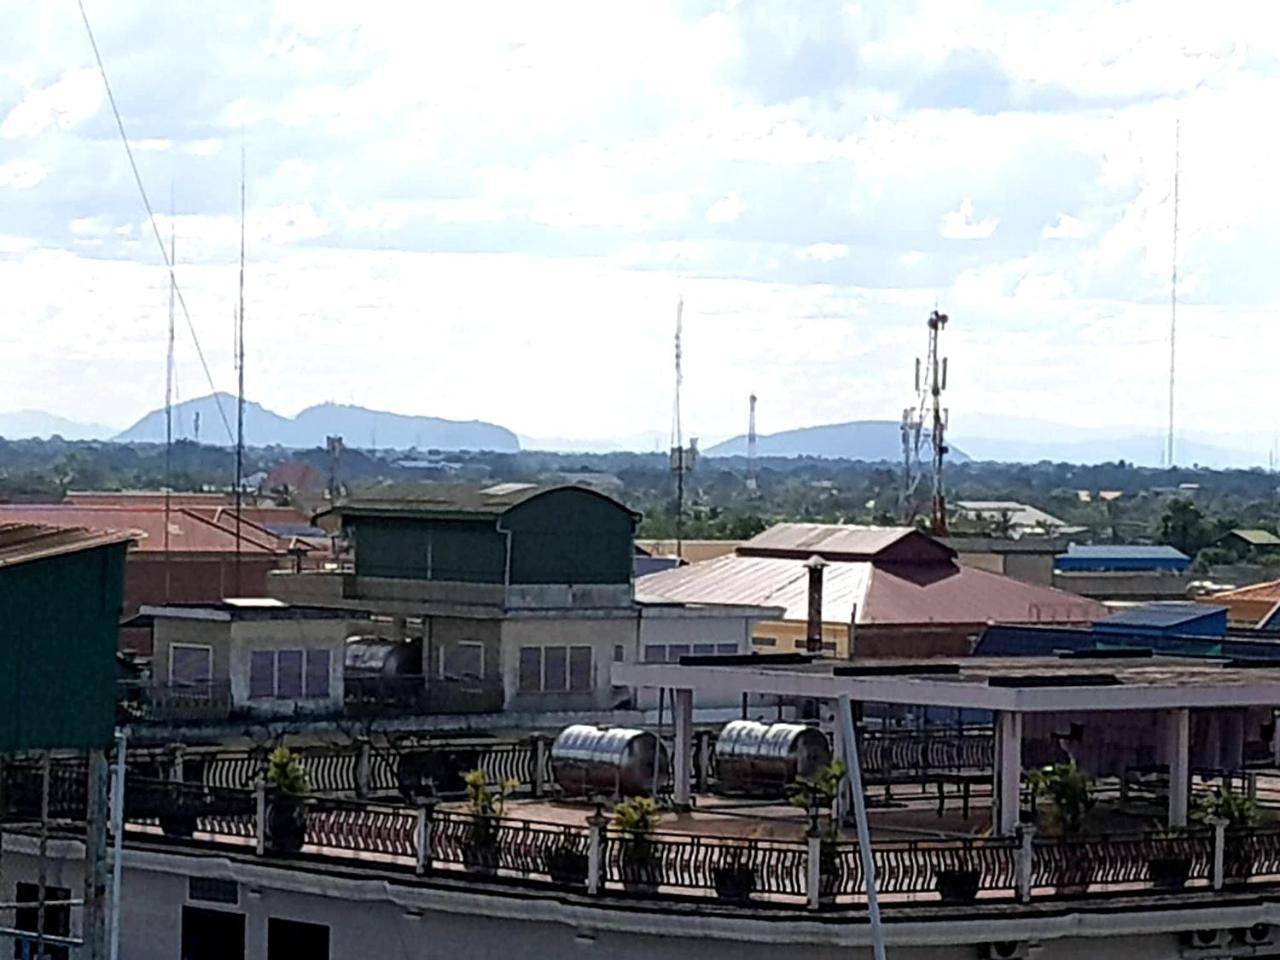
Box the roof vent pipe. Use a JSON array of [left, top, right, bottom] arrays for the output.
[[805, 554, 827, 655]]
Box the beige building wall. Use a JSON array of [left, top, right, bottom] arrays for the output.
[[501, 615, 636, 713], [152, 619, 231, 687], [227, 618, 353, 716]]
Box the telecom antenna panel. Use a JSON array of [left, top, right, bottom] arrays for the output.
[[746, 393, 758, 493]]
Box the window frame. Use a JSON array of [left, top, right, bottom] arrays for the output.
[[169, 642, 213, 688]]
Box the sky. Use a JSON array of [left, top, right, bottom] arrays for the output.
[[1, 1, 1278, 449]]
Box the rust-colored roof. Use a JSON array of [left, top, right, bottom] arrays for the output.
[[1209, 579, 1280, 602], [0, 522, 136, 569], [65, 490, 229, 507], [190, 506, 326, 553], [636, 553, 1106, 626], [0, 505, 279, 555], [635, 539, 741, 563], [738, 523, 956, 563]]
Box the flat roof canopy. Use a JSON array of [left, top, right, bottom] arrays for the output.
[[611, 656, 1280, 712]]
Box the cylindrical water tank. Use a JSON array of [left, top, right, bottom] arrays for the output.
[[551, 725, 668, 798], [714, 720, 831, 796]]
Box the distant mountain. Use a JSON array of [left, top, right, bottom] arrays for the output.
[[114, 393, 520, 452], [0, 410, 114, 441], [705, 420, 971, 463]]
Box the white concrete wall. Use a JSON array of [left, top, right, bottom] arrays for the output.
[[635, 613, 756, 710]]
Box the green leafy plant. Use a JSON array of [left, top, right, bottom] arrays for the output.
[[788, 760, 847, 836], [613, 796, 663, 885], [463, 769, 517, 856], [1026, 762, 1094, 834], [612, 796, 661, 835], [1193, 786, 1261, 830], [266, 747, 308, 794]]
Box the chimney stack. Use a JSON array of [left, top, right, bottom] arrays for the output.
[[805, 555, 827, 655]]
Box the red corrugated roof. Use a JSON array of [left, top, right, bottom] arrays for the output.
[[636, 553, 1107, 626], [0, 505, 279, 554], [738, 522, 956, 563], [1209, 579, 1280, 602], [0, 522, 136, 568]]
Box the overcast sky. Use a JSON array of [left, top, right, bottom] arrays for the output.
[[1, 1, 1276, 447]]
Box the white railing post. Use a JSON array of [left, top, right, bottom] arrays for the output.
[[254, 781, 267, 856], [695, 731, 712, 794], [532, 736, 547, 799], [1212, 817, 1227, 890], [806, 828, 822, 911], [587, 808, 606, 895], [168, 742, 185, 783], [415, 800, 434, 876], [355, 737, 372, 799], [1016, 824, 1035, 902]]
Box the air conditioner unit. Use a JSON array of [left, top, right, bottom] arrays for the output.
[[979, 942, 1029, 960], [1234, 925, 1275, 948], [1180, 929, 1232, 952]]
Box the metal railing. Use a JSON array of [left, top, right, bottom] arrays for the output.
[[117, 680, 233, 724]]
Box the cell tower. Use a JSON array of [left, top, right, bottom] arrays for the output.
[[233, 145, 246, 596], [669, 297, 696, 558], [1166, 119, 1180, 469], [925, 309, 950, 536], [746, 393, 758, 493], [899, 404, 922, 523]]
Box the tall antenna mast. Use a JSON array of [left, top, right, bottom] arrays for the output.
[[927, 309, 950, 536], [670, 296, 687, 558], [1166, 118, 1180, 469], [234, 144, 246, 595], [164, 186, 176, 601], [746, 393, 758, 493]]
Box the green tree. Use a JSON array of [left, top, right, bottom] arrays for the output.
[[1159, 499, 1213, 556]]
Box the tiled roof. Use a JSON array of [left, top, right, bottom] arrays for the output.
[[0, 505, 279, 554], [0, 522, 136, 569]]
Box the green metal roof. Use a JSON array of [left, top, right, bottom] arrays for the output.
[[322, 482, 638, 521]]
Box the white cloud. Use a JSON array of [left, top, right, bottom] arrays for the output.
[[0, 160, 47, 189], [939, 198, 998, 240], [705, 193, 745, 224], [1, 68, 102, 139], [796, 242, 850, 262], [1043, 214, 1092, 239], [128, 138, 174, 152]]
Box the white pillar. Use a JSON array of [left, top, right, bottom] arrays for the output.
[[994, 711, 1023, 835], [1167, 707, 1191, 828], [673, 688, 693, 809]]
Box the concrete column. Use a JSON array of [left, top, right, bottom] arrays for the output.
[[586, 810, 606, 895], [673, 688, 694, 809], [832, 719, 851, 823], [83, 750, 110, 960], [354, 737, 372, 798], [1167, 707, 1191, 828], [994, 710, 1023, 835], [415, 799, 435, 876], [1271, 710, 1280, 766]]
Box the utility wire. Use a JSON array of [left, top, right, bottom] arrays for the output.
[[76, 0, 234, 443]]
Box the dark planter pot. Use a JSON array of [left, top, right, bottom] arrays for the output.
[[464, 819, 502, 875], [937, 868, 981, 904], [1225, 838, 1255, 883], [544, 848, 589, 888], [265, 794, 307, 855], [1147, 856, 1191, 890], [712, 865, 757, 903], [819, 845, 845, 901], [159, 812, 199, 839], [621, 842, 663, 893]]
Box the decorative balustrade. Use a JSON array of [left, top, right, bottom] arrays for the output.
[[602, 830, 809, 899], [304, 798, 417, 858]]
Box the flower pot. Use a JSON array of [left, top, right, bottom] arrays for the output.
[[1053, 858, 1092, 896], [464, 818, 502, 875], [265, 794, 307, 855], [936, 867, 981, 904], [621, 842, 663, 893], [1224, 837, 1255, 884], [160, 812, 199, 839], [712, 865, 756, 903], [818, 844, 846, 901], [1147, 856, 1191, 890], [544, 848, 589, 888]]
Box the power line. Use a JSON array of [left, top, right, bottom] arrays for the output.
[[76, 0, 234, 444]]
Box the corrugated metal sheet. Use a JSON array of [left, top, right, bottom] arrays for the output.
[[636, 553, 1107, 626], [0, 505, 278, 554], [740, 523, 917, 558], [0, 522, 136, 568], [1210, 579, 1280, 602]]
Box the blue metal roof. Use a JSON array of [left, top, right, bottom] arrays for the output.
[[976, 622, 1280, 661], [1062, 544, 1190, 560], [1095, 603, 1228, 636]]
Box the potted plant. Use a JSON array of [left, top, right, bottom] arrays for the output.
[[711, 847, 757, 903], [265, 746, 309, 855], [936, 839, 984, 904], [788, 760, 848, 900], [613, 796, 663, 892], [543, 827, 590, 888], [1027, 762, 1095, 894], [1194, 786, 1261, 883], [463, 769, 516, 875]]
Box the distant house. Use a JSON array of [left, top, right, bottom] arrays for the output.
[[1201, 579, 1280, 627], [1094, 602, 1229, 638], [1215, 529, 1280, 557], [1054, 544, 1191, 574], [953, 500, 1086, 539]]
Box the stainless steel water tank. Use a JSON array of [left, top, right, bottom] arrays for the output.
[[714, 720, 831, 796], [550, 725, 668, 798]]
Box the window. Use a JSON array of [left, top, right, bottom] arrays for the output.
[[268, 918, 329, 960], [439, 641, 484, 681], [667, 644, 690, 662], [188, 877, 238, 905], [717, 643, 739, 655], [249, 651, 274, 699], [643, 645, 666, 663], [693, 643, 715, 655], [518, 645, 595, 692], [543, 646, 567, 692], [754, 637, 777, 647], [613, 644, 625, 663], [171, 644, 212, 688], [15, 882, 70, 960], [518, 646, 541, 692], [569, 646, 593, 691], [181, 906, 244, 960], [249, 650, 331, 700], [305, 650, 330, 697], [277, 650, 304, 698]]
